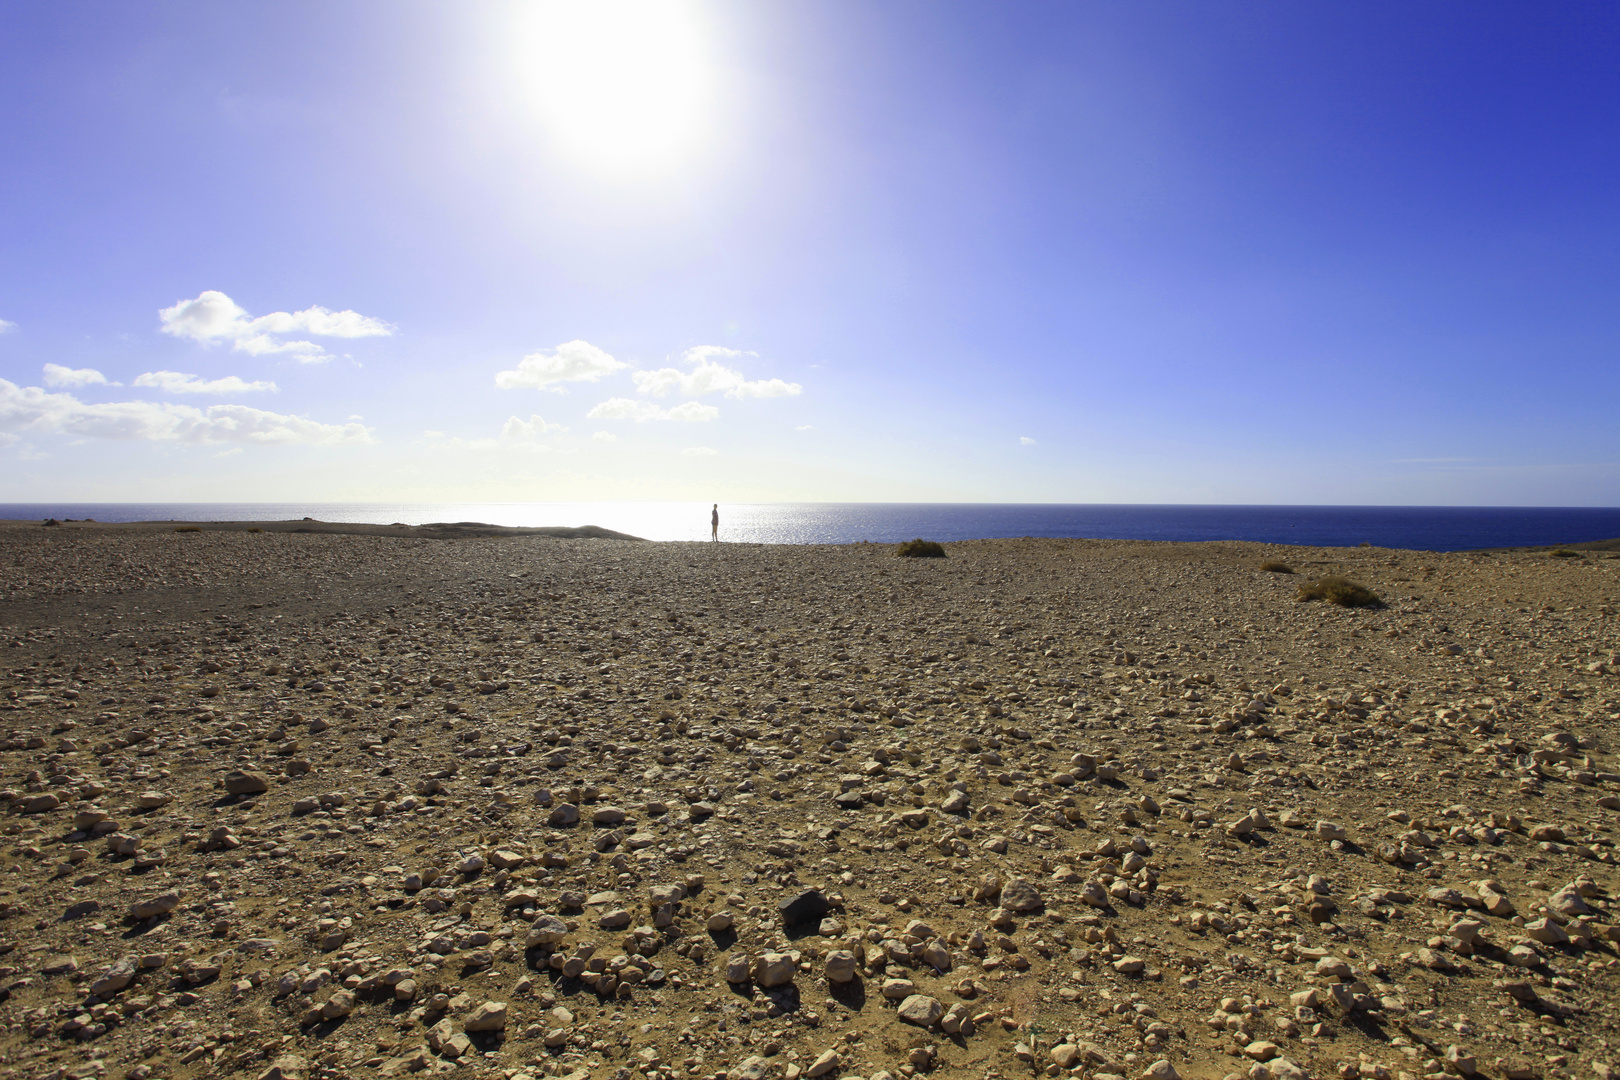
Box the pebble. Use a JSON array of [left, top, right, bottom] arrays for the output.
[[129, 891, 181, 919], [6, 522, 1619, 1080], [824, 950, 858, 983], [223, 769, 270, 795], [463, 1000, 508, 1032], [896, 994, 943, 1027]]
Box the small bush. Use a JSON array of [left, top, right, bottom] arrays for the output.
[[247, 527, 263, 534], [896, 538, 946, 558], [1549, 549, 1581, 558], [174, 525, 202, 533], [1259, 561, 1294, 574], [1296, 576, 1382, 608]]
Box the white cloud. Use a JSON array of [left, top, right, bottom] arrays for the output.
[[591, 430, 618, 442], [158, 290, 393, 363], [133, 370, 277, 394], [586, 397, 719, 422], [796, 424, 814, 431], [0, 378, 372, 445], [494, 340, 627, 391], [502, 413, 568, 444], [419, 414, 569, 454], [587, 398, 663, 422], [632, 345, 802, 399], [1020, 436, 1036, 445], [681, 446, 717, 457], [668, 401, 721, 422], [43, 364, 114, 388], [0, 318, 15, 333]]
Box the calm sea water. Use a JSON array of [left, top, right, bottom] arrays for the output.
[[3, 502, 1618, 551]]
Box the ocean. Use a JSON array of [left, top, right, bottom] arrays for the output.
[[3, 502, 1618, 551]]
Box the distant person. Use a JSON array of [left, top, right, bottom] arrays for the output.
[[711, 504, 719, 542]]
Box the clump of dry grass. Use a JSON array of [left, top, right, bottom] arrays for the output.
[[1260, 561, 1294, 574], [1296, 575, 1382, 608], [897, 538, 946, 558], [1549, 549, 1581, 558], [247, 527, 263, 534], [174, 525, 202, 533]]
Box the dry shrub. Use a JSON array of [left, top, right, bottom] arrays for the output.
[[247, 527, 263, 534], [896, 538, 946, 558], [174, 525, 202, 533], [1259, 561, 1294, 574], [1549, 549, 1581, 558], [1296, 575, 1381, 608]]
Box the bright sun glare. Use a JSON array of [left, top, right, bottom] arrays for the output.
[[511, 0, 714, 175]]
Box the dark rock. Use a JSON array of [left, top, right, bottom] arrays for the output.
[[779, 889, 832, 929]]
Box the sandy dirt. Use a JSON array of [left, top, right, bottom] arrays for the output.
[[1, 520, 1618, 1080]]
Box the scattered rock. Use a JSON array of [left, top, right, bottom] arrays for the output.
[[897, 994, 944, 1027], [805, 1049, 841, 1078], [825, 950, 858, 983], [1000, 878, 1043, 912], [223, 769, 271, 796], [6, 521, 1618, 1080], [129, 891, 181, 920], [779, 888, 832, 928], [752, 953, 796, 988], [463, 1000, 508, 1032]]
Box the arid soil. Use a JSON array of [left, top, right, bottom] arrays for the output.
[[1, 521, 1618, 1080]]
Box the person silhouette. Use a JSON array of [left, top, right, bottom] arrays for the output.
[[711, 504, 719, 541]]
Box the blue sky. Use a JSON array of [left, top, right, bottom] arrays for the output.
[[1, 1, 1617, 504]]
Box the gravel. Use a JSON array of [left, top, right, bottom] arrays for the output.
[[1, 521, 1618, 1080]]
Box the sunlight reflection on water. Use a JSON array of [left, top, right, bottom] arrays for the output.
[[4, 502, 1620, 550]]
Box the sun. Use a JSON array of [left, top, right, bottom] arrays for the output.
[[509, 0, 716, 176]]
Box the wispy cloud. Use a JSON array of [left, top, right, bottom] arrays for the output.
[[0, 318, 16, 334], [501, 413, 568, 444], [632, 345, 801, 399], [43, 364, 115, 388], [586, 397, 719, 422], [591, 430, 618, 443], [159, 289, 393, 363], [0, 378, 372, 445], [133, 370, 277, 394], [1019, 436, 1036, 445], [681, 446, 717, 457], [495, 340, 627, 391], [420, 414, 569, 453]]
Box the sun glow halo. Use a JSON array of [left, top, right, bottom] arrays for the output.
[[512, 1, 715, 175]]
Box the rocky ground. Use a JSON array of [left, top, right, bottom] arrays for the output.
[[0, 521, 1618, 1080]]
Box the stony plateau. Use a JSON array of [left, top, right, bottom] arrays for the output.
[[0, 520, 1618, 1080]]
